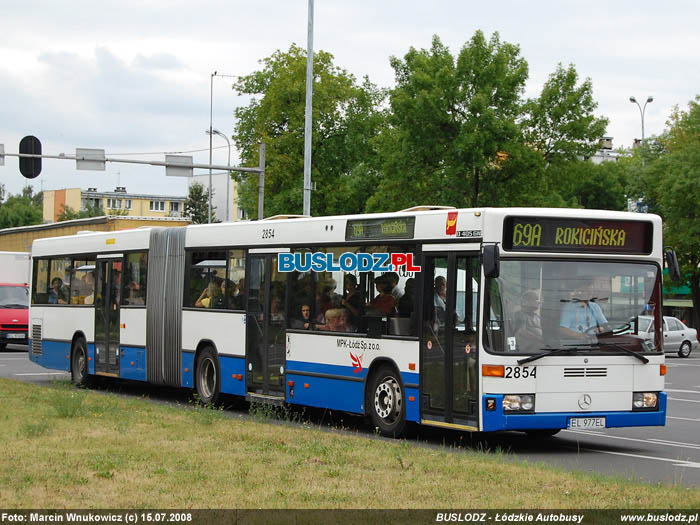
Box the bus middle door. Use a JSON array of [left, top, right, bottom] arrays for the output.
[[421, 252, 479, 430], [95, 255, 122, 377]]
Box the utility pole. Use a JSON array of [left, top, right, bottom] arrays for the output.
[[302, 0, 314, 216]]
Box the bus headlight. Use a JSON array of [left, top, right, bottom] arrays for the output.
[[503, 394, 535, 412], [632, 392, 658, 410]]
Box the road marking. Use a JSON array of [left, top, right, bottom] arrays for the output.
[[14, 372, 67, 376], [667, 416, 700, 423], [585, 448, 700, 469], [666, 389, 700, 394], [667, 364, 700, 368], [668, 397, 700, 404], [564, 429, 700, 450]]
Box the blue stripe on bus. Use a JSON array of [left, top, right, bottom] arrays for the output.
[[286, 359, 419, 386], [285, 361, 420, 422], [181, 352, 194, 388], [220, 355, 246, 396], [88, 343, 95, 375], [286, 373, 365, 414], [481, 392, 667, 431], [120, 346, 146, 382], [30, 340, 71, 371]]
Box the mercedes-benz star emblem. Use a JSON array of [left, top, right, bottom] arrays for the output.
[[578, 394, 592, 410]]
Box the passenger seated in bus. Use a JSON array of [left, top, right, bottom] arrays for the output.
[[398, 278, 415, 317], [291, 304, 312, 329], [341, 274, 363, 328], [322, 308, 354, 333], [220, 279, 236, 309], [366, 275, 396, 316], [433, 276, 447, 326], [559, 281, 609, 338], [125, 281, 145, 305], [49, 277, 69, 304], [195, 282, 222, 309], [513, 290, 543, 353]]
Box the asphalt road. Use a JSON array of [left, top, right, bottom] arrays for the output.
[[3, 344, 699, 487]]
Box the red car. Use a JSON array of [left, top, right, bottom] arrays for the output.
[[0, 283, 29, 350]]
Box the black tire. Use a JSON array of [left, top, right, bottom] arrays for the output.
[[525, 429, 561, 439], [678, 341, 692, 358], [71, 337, 90, 387], [368, 365, 406, 437], [195, 346, 220, 405]]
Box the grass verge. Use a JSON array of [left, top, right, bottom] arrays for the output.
[[0, 378, 698, 509]]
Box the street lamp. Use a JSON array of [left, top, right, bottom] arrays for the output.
[[629, 95, 654, 142], [206, 128, 231, 222]]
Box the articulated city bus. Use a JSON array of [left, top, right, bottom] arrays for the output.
[[28, 207, 675, 437]]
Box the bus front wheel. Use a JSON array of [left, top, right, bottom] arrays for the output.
[[368, 365, 406, 437], [195, 347, 220, 405], [71, 338, 90, 387]]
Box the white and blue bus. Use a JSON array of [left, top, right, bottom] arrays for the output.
[[28, 207, 676, 437]]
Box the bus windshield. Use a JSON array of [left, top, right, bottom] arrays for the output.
[[484, 260, 661, 355]]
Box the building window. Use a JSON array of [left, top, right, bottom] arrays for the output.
[[170, 202, 180, 212], [150, 200, 165, 211], [107, 198, 122, 209], [82, 197, 102, 210], [124, 199, 132, 210]]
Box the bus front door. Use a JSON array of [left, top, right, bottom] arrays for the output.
[[421, 253, 479, 430], [246, 254, 286, 398], [94, 257, 122, 377]]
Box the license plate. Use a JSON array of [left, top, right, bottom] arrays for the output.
[[568, 417, 606, 429], [6, 333, 25, 339]]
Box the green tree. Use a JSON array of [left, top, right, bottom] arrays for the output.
[[233, 44, 385, 218], [522, 63, 609, 166], [184, 182, 214, 224], [642, 97, 700, 326], [368, 32, 529, 212], [0, 193, 42, 229], [57, 204, 105, 222]]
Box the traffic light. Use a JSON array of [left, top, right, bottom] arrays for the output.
[[19, 135, 42, 178]]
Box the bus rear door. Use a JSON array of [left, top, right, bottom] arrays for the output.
[[94, 255, 123, 377]]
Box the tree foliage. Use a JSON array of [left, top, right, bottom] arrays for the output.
[[0, 187, 42, 229], [631, 97, 700, 325], [232, 44, 385, 218], [369, 32, 529, 211], [184, 182, 214, 224], [57, 204, 104, 222]]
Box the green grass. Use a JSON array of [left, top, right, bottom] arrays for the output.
[[0, 378, 698, 509]]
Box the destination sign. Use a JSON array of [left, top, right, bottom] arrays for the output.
[[503, 217, 653, 254], [345, 217, 415, 241]]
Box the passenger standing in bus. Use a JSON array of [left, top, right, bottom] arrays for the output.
[[341, 274, 363, 328], [398, 278, 415, 317], [385, 271, 403, 301], [434, 276, 447, 326]]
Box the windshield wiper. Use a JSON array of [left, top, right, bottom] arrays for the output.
[[0, 303, 28, 309], [566, 341, 649, 364], [518, 347, 584, 365]]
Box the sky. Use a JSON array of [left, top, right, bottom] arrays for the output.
[[1, 0, 698, 201]]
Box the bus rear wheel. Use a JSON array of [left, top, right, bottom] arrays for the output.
[[71, 338, 90, 387], [369, 365, 406, 437], [195, 347, 220, 405]]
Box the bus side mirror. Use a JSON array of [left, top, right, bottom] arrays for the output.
[[483, 245, 500, 279], [665, 248, 681, 282]]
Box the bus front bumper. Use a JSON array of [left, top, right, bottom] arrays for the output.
[[481, 392, 667, 432]]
